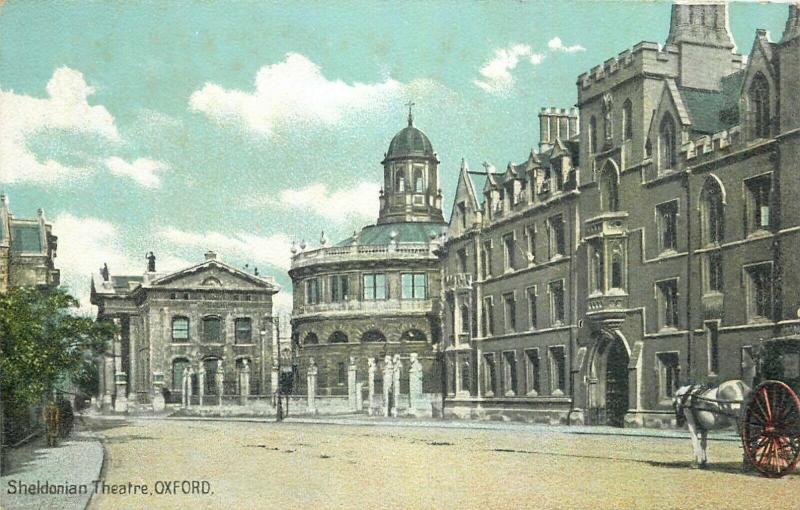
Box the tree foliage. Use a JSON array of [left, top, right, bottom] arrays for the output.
[[0, 287, 116, 410]]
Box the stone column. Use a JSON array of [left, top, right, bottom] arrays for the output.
[[355, 382, 363, 412], [382, 355, 394, 417], [186, 367, 195, 409], [152, 372, 165, 412], [103, 355, 114, 409], [197, 365, 206, 406], [408, 353, 423, 416], [348, 357, 358, 412], [181, 367, 190, 407], [306, 358, 318, 414], [113, 372, 128, 413], [215, 367, 224, 407], [127, 316, 138, 404], [367, 358, 376, 416], [271, 366, 279, 397], [391, 354, 402, 417], [240, 360, 251, 405]]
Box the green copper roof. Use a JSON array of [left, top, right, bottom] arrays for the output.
[[386, 126, 434, 160], [336, 221, 445, 246], [10, 224, 43, 253], [679, 71, 743, 135]]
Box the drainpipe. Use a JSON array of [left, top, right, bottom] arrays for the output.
[[771, 139, 782, 339], [567, 194, 578, 425], [683, 170, 693, 384]]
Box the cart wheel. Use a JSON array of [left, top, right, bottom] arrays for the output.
[[741, 380, 800, 478]]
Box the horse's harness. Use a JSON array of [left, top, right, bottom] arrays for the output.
[[677, 384, 743, 422]]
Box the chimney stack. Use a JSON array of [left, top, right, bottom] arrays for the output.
[[538, 107, 579, 152]]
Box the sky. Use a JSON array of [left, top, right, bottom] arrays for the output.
[[0, 0, 791, 313]]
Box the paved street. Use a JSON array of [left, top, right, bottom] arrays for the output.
[[80, 417, 799, 510]]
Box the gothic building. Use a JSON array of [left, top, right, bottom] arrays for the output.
[[0, 193, 59, 292], [289, 111, 446, 407], [90, 251, 279, 412], [440, 2, 800, 427]]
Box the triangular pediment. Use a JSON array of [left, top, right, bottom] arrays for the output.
[[150, 260, 278, 291]]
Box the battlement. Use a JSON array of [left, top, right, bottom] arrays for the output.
[[681, 125, 742, 163], [577, 41, 675, 91]]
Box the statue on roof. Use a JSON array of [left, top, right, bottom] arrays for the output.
[[146, 252, 156, 272], [100, 263, 110, 282]]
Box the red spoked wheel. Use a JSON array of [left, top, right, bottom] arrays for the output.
[[741, 380, 800, 478]]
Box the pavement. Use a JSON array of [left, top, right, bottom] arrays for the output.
[[1, 420, 104, 510]]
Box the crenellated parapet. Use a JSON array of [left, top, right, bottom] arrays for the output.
[[680, 125, 743, 163]]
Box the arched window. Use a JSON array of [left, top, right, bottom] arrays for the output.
[[361, 330, 386, 342], [590, 242, 604, 293], [202, 316, 222, 343], [610, 244, 624, 290], [700, 177, 725, 246], [201, 276, 222, 287], [395, 169, 405, 192], [659, 114, 677, 172], [172, 316, 190, 342], [172, 357, 190, 390], [203, 357, 222, 395], [622, 99, 633, 140], [303, 332, 319, 345], [414, 168, 424, 192], [600, 164, 619, 212], [589, 116, 598, 154], [400, 329, 427, 342], [328, 331, 348, 343], [749, 73, 770, 138], [460, 303, 470, 334]]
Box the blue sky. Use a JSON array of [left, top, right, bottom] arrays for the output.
[[0, 0, 790, 311]]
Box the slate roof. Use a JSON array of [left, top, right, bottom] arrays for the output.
[[335, 221, 446, 247], [10, 223, 43, 253], [111, 275, 144, 293], [678, 71, 744, 134]]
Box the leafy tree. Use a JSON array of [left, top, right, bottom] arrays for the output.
[[0, 287, 116, 441]]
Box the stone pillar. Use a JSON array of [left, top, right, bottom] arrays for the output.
[[240, 360, 251, 405], [127, 317, 138, 404], [181, 367, 190, 407], [183, 367, 195, 409], [102, 355, 114, 409], [215, 368, 224, 407], [408, 353, 423, 416], [114, 373, 128, 413], [367, 358, 376, 416], [152, 372, 165, 412], [197, 365, 206, 406], [271, 366, 279, 397], [355, 382, 363, 412], [382, 355, 394, 417], [307, 358, 318, 414], [392, 354, 402, 417], [348, 357, 358, 412]]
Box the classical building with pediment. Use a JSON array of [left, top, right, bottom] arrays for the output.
[[440, 2, 800, 427], [289, 110, 446, 412], [90, 251, 279, 412]]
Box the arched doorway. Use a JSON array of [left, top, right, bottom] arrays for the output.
[[588, 332, 630, 427]]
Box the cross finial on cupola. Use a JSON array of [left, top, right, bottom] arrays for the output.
[[406, 101, 415, 126]]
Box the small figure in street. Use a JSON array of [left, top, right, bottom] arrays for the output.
[[44, 400, 60, 447]]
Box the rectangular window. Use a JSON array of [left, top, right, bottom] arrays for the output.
[[657, 352, 680, 400], [172, 317, 189, 342], [706, 251, 723, 293], [746, 263, 773, 321], [549, 346, 566, 395], [745, 175, 771, 234], [549, 280, 565, 326], [503, 292, 516, 333], [481, 241, 492, 279], [525, 225, 536, 264], [363, 273, 387, 301], [483, 353, 497, 396], [503, 351, 517, 396], [235, 318, 252, 344], [502, 232, 515, 271], [457, 248, 468, 274], [526, 287, 537, 330], [401, 273, 427, 300], [459, 352, 471, 393], [330, 275, 349, 302], [657, 279, 679, 329], [337, 362, 346, 385], [547, 215, 565, 259], [590, 241, 604, 293], [656, 200, 678, 253], [707, 322, 719, 375], [482, 296, 494, 337], [525, 349, 540, 396], [202, 317, 222, 343], [305, 278, 320, 305]]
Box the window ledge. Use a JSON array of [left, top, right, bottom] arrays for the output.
[[745, 230, 771, 240], [234, 343, 255, 347], [747, 317, 773, 325], [658, 326, 678, 334], [171, 342, 192, 346]]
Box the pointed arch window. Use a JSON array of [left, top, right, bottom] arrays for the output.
[[622, 99, 633, 140], [589, 116, 598, 154], [749, 73, 770, 139], [700, 177, 725, 246], [659, 114, 677, 173], [600, 164, 619, 212]]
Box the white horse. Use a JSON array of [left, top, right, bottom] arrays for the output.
[[673, 380, 751, 468]]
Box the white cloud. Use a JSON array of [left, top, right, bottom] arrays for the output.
[[474, 44, 544, 95], [272, 291, 294, 315], [159, 227, 293, 272], [273, 181, 380, 223], [189, 52, 404, 136], [0, 67, 119, 183], [548, 37, 586, 53], [105, 157, 168, 188]]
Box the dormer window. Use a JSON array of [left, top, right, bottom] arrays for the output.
[[659, 114, 677, 173], [749, 72, 770, 139]]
